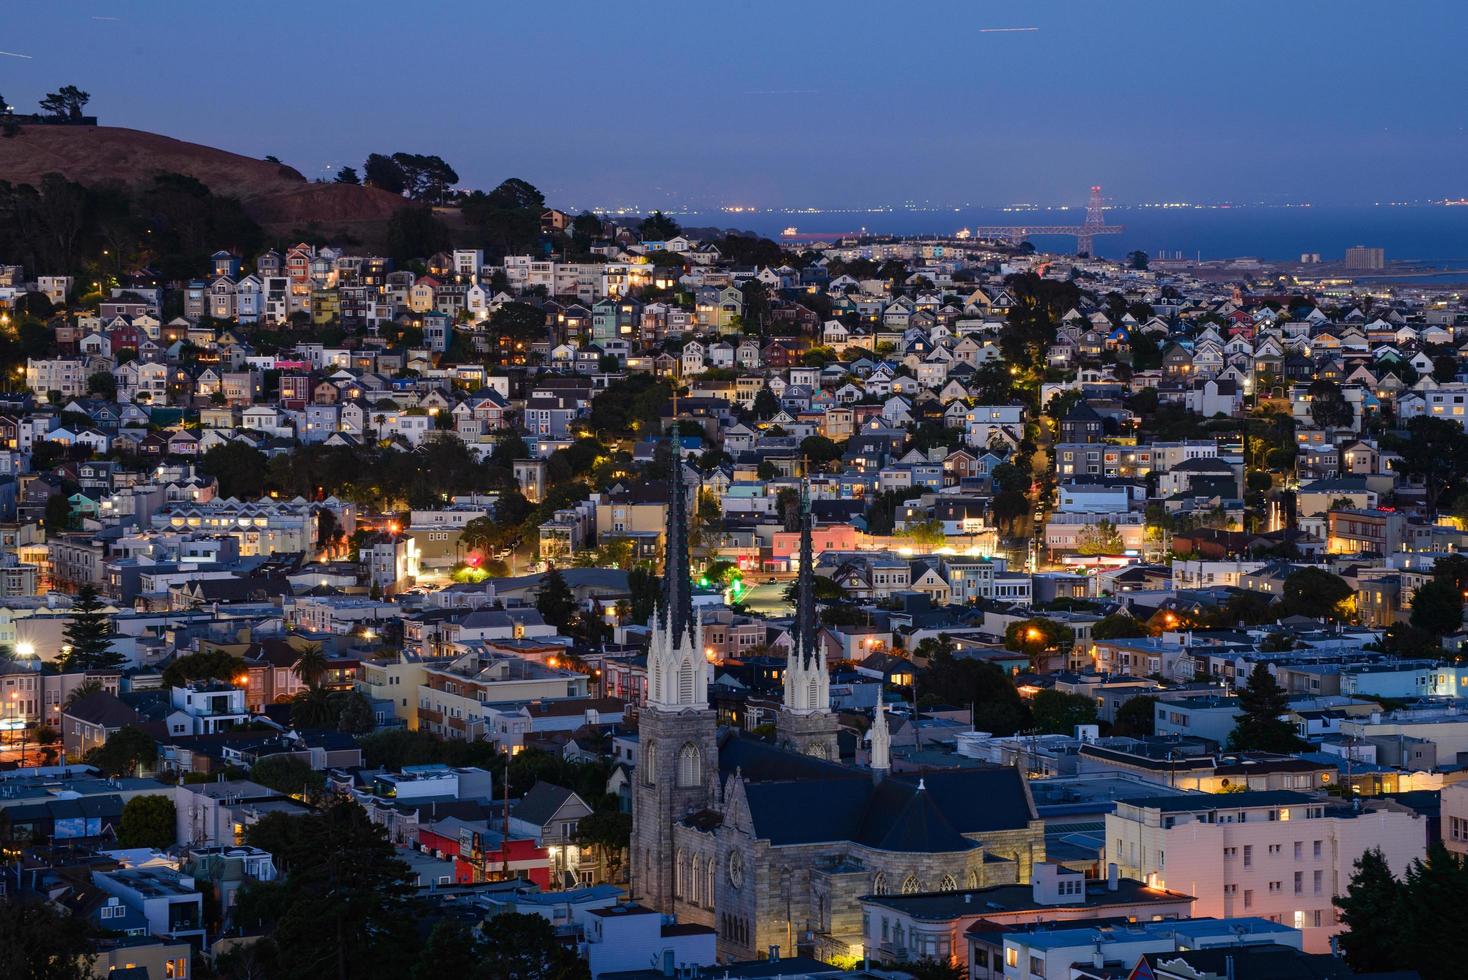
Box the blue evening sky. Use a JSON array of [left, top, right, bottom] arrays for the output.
[[3, 1, 1466, 210]]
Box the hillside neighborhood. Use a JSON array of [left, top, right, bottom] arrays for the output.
[[2, 174, 1468, 980]]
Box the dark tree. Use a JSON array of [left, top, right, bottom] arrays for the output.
[[386, 206, 451, 264], [117, 794, 176, 849], [251, 755, 326, 800], [84, 725, 157, 776], [477, 911, 590, 980], [570, 211, 604, 249], [627, 566, 660, 625], [920, 652, 1029, 735], [44, 493, 73, 532], [1003, 618, 1074, 666], [1279, 567, 1353, 621], [1392, 415, 1468, 514], [1399, 842, 1468, 980], [899, 959, 966, 980], [334, 166, 360, 185], [200, 441, 270, 499], [390, 153, 459, 204], [59, 584, 121, 671], [1334, 847, 1403, 973], [1090, 613, 1147, 640], [362, 153, 406, 194], [640, 210, 681, 240], [799, 435, 844, 469], [752, 387, 780, 419], [412, 921, 481, 980], [0, 897, 96, 979], [39, 85, 90, 120], [162, 648, 245, 689], [485, 178, 545, 211], [1110, 695, 1158, 737], [238, 801, 418, 980], [536, 567, 577, 631], [1227, 663, 1303, 752], [1029, 689, 1097, 734], [86, 370, 116, 399], [1306, 379, 1353, 429], [1410, 577, 1464, 640], [335, 691, 376, 735]]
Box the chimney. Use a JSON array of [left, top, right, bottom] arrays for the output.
[[1107, 862, 1119, 892]]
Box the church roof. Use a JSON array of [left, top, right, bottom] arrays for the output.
[[719, 734, 1035, 853]]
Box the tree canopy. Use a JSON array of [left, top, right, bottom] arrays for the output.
[[1227, 663, 1303, 753]]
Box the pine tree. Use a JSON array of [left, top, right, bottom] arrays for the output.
[[1226, 662, 1303, 752], [1401, 842, 1468, 980], [536, 567, 576, 632], [1334, 847, 1403, 972], [59, 585, 121, 671]]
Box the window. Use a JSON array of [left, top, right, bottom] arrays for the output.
[[1294, 872, 1304, 894], [1313, 840, 1322, 858], [901, 874, 920, 894], [1295, 841, 1303, 859], [1243, 845, 1253, 868], [1313, 870, 1323, 894], [675, 742, 703, 787], [1243, 889, 1254, 909]]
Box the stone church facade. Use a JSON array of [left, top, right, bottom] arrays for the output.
[[632, 462, 1045, 963]]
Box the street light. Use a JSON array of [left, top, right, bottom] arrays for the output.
[[14, 642, 33, 659]]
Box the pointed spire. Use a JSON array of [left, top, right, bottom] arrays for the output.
[[658, 404, 694, 646], [871, 701, 891, 778], [794, 470, 817, 668]]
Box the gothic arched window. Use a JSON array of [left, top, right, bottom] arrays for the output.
[[967, 869, 980, 889], [675, 849, 687, 898], [872, 871, 888, 895], [807, 678, 819, 710], [705, 856, 715, 904], [677, 742, 702, 787], [901, 874, 920, 894], [642, 740, 656, 785], [690, 854, 702, 904], [939, 874, 957, 892]]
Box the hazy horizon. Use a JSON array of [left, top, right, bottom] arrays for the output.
[[4, 1, 1467, 211]]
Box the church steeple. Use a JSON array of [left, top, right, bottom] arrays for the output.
[[782, 477, 828, 714], [645, 426, 705, 711], [777, 476, 838, 758], [657, 435, 696, 650]]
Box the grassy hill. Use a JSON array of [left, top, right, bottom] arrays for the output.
[[0, 124, 409, 239]]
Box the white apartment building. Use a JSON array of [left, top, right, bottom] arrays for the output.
[[1106, 791, 1424, 953], [26, 357, 87, 400]]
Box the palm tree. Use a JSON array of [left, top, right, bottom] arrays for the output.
[[289, 686, 338, 729], [291, 642, 328, 688], [63, 679, 103, 709]]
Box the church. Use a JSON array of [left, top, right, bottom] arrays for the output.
[[630, 453, 1047, 962]]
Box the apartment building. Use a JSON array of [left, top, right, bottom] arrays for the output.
[[1106, 791, 1423, 952], [418, 652, 589, 741]]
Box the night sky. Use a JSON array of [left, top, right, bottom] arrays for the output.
[[3, 1, 1466, 210]]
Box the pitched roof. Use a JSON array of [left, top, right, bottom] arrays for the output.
[[63, 692, 138, 729], [511, 780, 582, 826]]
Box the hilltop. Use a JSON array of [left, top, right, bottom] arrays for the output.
[[0, 124, 410, 238]]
